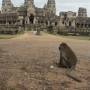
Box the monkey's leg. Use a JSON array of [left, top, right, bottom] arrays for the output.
[[59, 58, 68, 68], [58, 52, 64, 67], [60, 56, 70, 68], [59, 52, 70, 68], [59, 55, 66, 67]]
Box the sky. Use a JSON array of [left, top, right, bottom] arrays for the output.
[[0, 0, 90, 16]]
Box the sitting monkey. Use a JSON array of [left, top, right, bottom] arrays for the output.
[[58, 42, 81, 82], [59, 42, 77, 69]]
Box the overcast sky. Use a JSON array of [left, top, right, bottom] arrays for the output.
[[0, 0, 90, 16]]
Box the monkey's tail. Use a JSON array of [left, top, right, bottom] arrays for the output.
[[66, 69, 82, 83]]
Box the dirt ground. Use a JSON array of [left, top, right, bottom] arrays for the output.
[[0, 32, 90, 90]]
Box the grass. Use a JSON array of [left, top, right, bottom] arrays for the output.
[[0, 31, 25, 39], [0, 31, 90, 40], [61, 35, 90, 40], [0, 35, 16, 39], [46, 31, 90, 40]]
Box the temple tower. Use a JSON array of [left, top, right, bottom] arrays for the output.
[[24, 0, 35, 24], [24, 0, 34, 7], [1, 0, 13, 13], [24, 0, 35, 16], [78, 7, 87, 17], [46, 0, 56, 15]]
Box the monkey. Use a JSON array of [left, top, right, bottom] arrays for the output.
[[59, 42, 77, 69], [58, 42, 82, 82]]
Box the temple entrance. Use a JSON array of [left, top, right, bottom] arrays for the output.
[[29, 14, 34, 24]]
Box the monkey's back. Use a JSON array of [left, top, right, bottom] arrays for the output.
[[65, 45, 78, 67]]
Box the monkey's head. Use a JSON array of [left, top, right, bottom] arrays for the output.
[[59, 42, 67, 50]]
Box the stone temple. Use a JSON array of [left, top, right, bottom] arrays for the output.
[[0, 0, 90, 35]]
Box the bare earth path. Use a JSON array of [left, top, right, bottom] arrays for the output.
[[0, 32, 90, 90]]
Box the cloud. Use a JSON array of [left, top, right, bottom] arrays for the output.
[[56, 0, 90, 16]]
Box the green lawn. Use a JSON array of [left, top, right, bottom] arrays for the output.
[[0, 32, 90, 40], [60, 35, 90, 40], [0, 31, 25, 39], [0, 35, 17, 39]]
